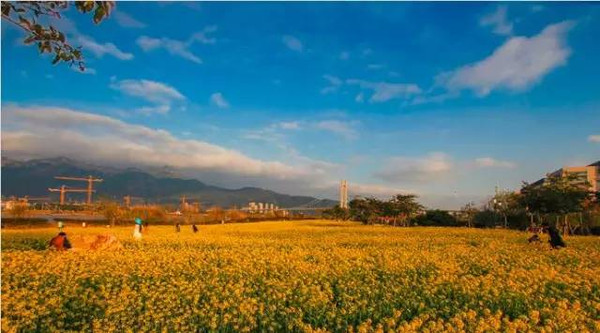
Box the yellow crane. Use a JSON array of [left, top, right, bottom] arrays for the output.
[[48, 185, 93, 205], [54, 175, 103, 205]]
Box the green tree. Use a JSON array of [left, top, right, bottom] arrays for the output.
[[322, 205, 350, 221], [100, 201, 121, 227], [8, 201, 29, 220], [458, 202, 478, 228], [490, 190, 523, 228], [349, 197, 382, 225], [412, 210, 458, 227], [386, 194, 423, 226], [1, 1, 114, 70], [520, 174, 592, 234]]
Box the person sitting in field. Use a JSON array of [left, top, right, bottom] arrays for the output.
[[528, 234, 541, 243], [192, 224, 198, 233], [548, 225, 566, 249], [49, 232, 72, 251]]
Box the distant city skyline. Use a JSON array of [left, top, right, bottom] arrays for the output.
[[2, 2, 599, 209]]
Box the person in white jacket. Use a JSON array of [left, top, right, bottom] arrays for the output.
[[133, 217, 143, 240]]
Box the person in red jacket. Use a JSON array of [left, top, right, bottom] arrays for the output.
[[49, 232, 72, 251]]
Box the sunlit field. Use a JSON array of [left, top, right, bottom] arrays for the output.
[[2, 221, 600, 332]]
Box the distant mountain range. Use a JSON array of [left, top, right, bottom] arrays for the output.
[[1, 157, 337, 208]]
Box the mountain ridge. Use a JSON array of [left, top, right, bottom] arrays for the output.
[[1, 156, 337, 208]]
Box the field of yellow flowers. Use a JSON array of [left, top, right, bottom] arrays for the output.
[[2, 221, 600, 332]]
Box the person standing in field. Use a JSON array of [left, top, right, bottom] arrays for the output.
[[133, 217, 143, 240], [192, 224, 198, 233], [57, 220, 64, 232], [175, 223, 181, 232]]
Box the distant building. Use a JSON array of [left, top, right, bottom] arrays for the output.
[[527, 161, 599, 192]]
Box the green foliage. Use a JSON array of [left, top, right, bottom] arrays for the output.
[[473, 210, 499, 228], [349, 197, 381, 224], [520, 174, 591, 216], [348, 194, 423, 226], [458, 202, 478, 227], [411, 210, 458, 227], [1, 1, 114, 70], [99, 201, 121, 227], [8, 203, 29, 219], [322, 205, 350, 221]]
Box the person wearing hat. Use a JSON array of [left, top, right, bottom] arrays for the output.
[[133, 217, 143, 240]]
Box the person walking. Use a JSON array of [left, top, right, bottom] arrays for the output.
[[133, 217, 143, 240]]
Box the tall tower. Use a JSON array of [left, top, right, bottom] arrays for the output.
[[339, 180, 348, 209]]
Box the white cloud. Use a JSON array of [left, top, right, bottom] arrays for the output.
[[339, 51, 350, 60], [3, 107, 471, 203], [438, 21, 573, 96], [375, 152, 453, 184], [349, 183, 415, 198], [480, 6, 513, 36], [77, 36, 134, 60], [367, 64, 385, 70], [314, 120, 358, 140], [135, 105, 171, 116], [110, 79, 185, 105], [1, 106, 315, 180], [282, 35, 303, 52], [474, 157, 516, 169], [355, 93, 364, 103], [137, 36, 202, 64], [190, 25, 217, 44], [113, 11, 146, 28], [320, 75, 343, 94], [45, 16, 133, 62], [588, 135, 600, 143], [3, 106, 404, 199], [210, 92, 229, 109], [136, 26, 217, 64], [347, 79, 422, 102], [278, 121, 301, 130]]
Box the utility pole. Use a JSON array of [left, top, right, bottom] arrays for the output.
[[55, 175, 103, 205]]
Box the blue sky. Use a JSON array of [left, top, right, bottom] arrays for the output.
[[2, 2, 599, 208]]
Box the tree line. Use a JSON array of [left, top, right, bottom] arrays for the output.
[[323, 174, 600, 235]]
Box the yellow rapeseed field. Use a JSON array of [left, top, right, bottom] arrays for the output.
[[2, 221, 600, 332]]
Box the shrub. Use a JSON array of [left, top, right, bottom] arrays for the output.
[[411, 210, 458, 227]]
